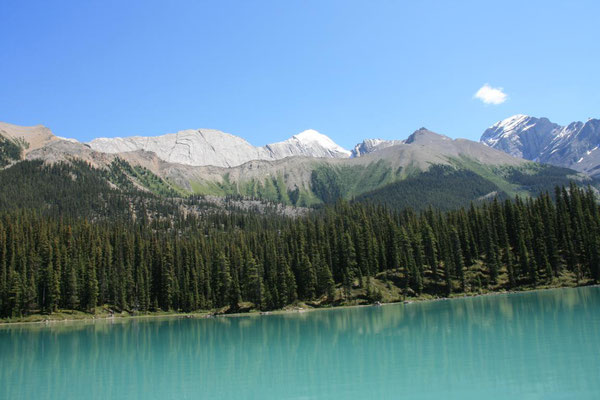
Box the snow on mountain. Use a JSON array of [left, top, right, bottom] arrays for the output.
[[543, 119, 600, 174], [481, 115, 600, 177], [351, 138, 403, 157], [480, 115, 561, 160], [265, 129, 351, 159], [88, 128, 351, 168]]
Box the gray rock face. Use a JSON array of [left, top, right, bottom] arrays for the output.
[[5, 121, 528, 199], [264, 129, 351, 159], [89, 129, 265, 168], [131, 128, 526, 194], [480, 115, 561, 160], [543, 119, 600, 176], [351, 138, 403, 157], [481, 115, 600, 177], [88, 128, 350, 168]]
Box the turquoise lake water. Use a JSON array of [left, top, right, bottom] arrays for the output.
[[1, 287, 599, 399]]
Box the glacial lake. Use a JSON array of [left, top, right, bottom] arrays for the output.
[[1, 287, 599, 399]]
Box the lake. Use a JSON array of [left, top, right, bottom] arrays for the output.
[[1, 287, 599, 399]]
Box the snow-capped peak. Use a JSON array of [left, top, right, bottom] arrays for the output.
[[491, 114, 528, 127], [290, 129, 351, 156], [488, 114, 532, 134], [480, 114, 562, 160]]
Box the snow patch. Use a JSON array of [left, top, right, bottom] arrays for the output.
[[292, 129, 351, 155]]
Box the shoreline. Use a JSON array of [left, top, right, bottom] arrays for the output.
[[1, 283, 596, 328]]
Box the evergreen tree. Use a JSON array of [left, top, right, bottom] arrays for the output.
[[0, 183, 598, 319]]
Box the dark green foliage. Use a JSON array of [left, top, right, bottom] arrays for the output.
[[0, 160, 182, 219], [188, 158, 586, 210], [0, 158, 598, 317], [0, 180, 598, 318], [355, 165, 502, 211], [505, 165, 579, 193], [288, 186, 300, 206], [0, 135, 23, 167], [311, 167, 345, 204], [310, 161, 399, 204], [108, 158, 184, 197]]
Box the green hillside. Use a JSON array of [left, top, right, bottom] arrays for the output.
[[355, 162, 590, 212], [185, 157, 590, 211], [0, 154, 593, 218]]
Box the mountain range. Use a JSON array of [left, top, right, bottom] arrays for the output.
[[0, 117, 594, 213], [481, 114, 600, 177], [5, 113, 598, 174], [88, 128, 351, 168]]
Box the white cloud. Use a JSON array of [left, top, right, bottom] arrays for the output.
[[474, 84, 507, 105]]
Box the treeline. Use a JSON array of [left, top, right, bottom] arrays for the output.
[[0, 160, 183, 219], [355, 165, 502, 211], [0, 135, 23, 167], [0, 183, 599, 317]]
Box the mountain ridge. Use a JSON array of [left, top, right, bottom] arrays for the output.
[[88, 127, 352, 168], [0, 120, 592, 211], [481, 114, 600, 177]]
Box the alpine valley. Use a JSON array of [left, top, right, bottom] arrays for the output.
[[1, 117, 599, 323], [0, 120, 593, 213], [5, 3, 600, 399]]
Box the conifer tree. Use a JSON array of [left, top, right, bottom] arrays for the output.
[[245, 255, 264, 309], [451, 228, 465, 291], [0, 183, 598, 318], [422, 223, 438, 280], [84, 257, 99, 311]]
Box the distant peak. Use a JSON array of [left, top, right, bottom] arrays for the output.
[[293, 129, 329, 142], [509, 114, 529, 120], [405, 128, 449, 144], [490, 114, 532, 129], [361, 138, 386, 146], [289, 129, 350, 155], [350, 138, 404, 158]]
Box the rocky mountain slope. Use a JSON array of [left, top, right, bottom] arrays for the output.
[[88, 128, 350, 168], [481, 115, 600, 177], [1, 120, 587, 211], [0, 122, 66, 154], [351, 138, 403, 157]]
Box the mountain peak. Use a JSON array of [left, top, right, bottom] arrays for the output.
[[0, 121, 61, 153], [405, 128, 450, 144], [481, 114, 600, 177], [267, 129, 350, 158], [486, 115, 540, 136], [89, 127, 351, 167], [351, 138, 403, 158], [481, 114, 562, 160], [289, 129, 350, 156], [293, 129, 333, 146], [294, 129, 324, 140]]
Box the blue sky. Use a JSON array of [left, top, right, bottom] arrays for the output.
[[1, 1, 598, 148]]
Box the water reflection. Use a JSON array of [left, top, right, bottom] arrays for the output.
[[1, 287, 599, 399]]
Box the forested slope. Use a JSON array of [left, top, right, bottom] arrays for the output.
[[1, 183, 598, 318]]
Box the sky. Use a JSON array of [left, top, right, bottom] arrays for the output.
[[1, 0, 599, 149]]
